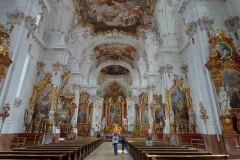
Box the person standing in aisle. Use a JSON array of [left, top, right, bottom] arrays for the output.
[[112, 133, 119, 155], [121, 134, 126, 153]]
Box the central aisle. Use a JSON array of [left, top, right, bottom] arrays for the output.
[[85, 142, 133, 160]]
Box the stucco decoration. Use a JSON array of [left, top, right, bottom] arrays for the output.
[[198, 16, 214, 37], [225, 16, 240, 40], [185, 21, 197, 44], [25, 16, 38, 39], [6, 9, 25, 32]]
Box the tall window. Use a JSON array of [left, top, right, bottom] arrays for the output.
[[16, 54, 30, 98], [36, 14, 42, 26]]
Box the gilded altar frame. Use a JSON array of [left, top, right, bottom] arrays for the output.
[[151, 93, 165, 133], [77, 91, 92, 136], [29, 73, 57, 110], [205, 29, 240, 134], [136, 92, 150, 136], [101, 83, 126, 133], [166, 76, 192, 134], [165, 76, 192, 112]]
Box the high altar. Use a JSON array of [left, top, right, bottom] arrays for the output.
[[101, 83, 128, 134]]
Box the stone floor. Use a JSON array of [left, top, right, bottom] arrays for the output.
[[85, 142, 133, 160]]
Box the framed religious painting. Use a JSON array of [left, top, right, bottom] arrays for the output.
[[77, 105, 88, 123], [166, 75, 192, 122], [29, 73, 57, 119], [140, 108, 149, 124], [109, 104, 121, 125]]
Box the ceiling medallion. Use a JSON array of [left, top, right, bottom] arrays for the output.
[[91, 41, 136, 60], [75, 0, 157, 37]]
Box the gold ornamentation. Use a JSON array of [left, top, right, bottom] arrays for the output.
[[104, 82, 125, 103], [61, 70, 71, 87], [165, 76, 192, 112], [139, 92, 148, 105], [29, 73, 57, 110], [24, 16, 38, 39], [80, 91, 90, 104], [185, 21, 197, 44], [0, 24, 12, 84], [74, 0, 157, 38], [199, 102, 209, 124]]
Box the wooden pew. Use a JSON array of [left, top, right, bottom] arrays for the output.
[[0, 154, 63, 160], [145, 154, 229, 160], [141, 151, 211, 160], [0, 151, 71, 160], [13, 148, 78, 160], [26, 146, 82, 160]]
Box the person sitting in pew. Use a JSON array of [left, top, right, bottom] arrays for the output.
[[145, 137, 153, 146]]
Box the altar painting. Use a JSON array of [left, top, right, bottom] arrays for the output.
[[171, 87, 189, 120], [100, 65, 129, 75], [77, 107, 87, 123], [110, 106, 120, 124], [34, 86, 52, 117], [155, 109, 164, 123], [141, 108, 148, 124], [223, 70, 240, 108]]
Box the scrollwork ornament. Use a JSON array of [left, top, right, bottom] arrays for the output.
[[52, 62, 62, 76], [165, 64, 173, 78], [180, 64, 188, 79], [159, 66, 165, 79], [198, 16, 214, 38], [37, 62, 45, 76], [25, 16, 38, 39], [225, 16, 240, 40], [185, 21, 197, 44], [199, 102, 209, 124], [7, 9, 25, 32]]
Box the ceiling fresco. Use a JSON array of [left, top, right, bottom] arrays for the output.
[[100, 65, 130, 75], [91, 42, 136, 60], [76, 0, 157, 36]]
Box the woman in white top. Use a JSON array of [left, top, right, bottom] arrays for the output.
[[112, 133, 119, 155]]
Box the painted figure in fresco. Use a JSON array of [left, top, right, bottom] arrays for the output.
[[141, 108, 148, 123], [110, 106, 120, 124], [218, 87, 231, 115], [188, 108, 195, 124], [77, 108, 87, 123], [35, 87, 52, 117], [169, 110, 174, 124], [155, 109, 163, 123]]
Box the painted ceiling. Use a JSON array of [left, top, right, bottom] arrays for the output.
[[91, 42, 136, 60], [100, 65, 130, 75], [76, 0, 157, 36]]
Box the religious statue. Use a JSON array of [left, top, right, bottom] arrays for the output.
[[188, 123, 195, 134], [108, 97, 112, 103], [48, 109, 55, 124], [117, 96, 122, 102], [176, 123, 181, 134], [169, 110, 174, 124], [218, 87, 231, 115], [101, 118, 106, 130], [149, 117, 153, 128], [123, 117, 127, 129], [188, 108, 196, 124], [89, 128, 95, 136], [25, 109, 34, 124]]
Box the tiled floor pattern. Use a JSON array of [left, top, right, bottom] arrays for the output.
[[85, 142, 133, 160]]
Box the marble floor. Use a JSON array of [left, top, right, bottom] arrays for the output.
[[85, 142, 133, 160]]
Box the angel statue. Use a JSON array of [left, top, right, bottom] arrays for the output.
[[218, 87, 231, 115], [101, 117, 106, 130], [188, 108, 196, 124], [123, 117, 128, 129], [168, 110, 174, 124]]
